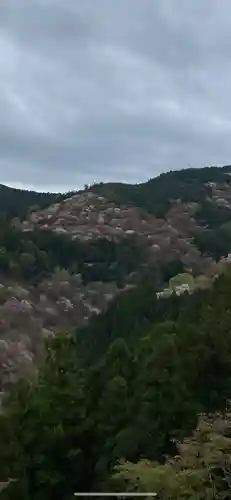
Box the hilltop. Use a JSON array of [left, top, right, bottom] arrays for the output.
[[19, 164, 231, 271], [0, 183, 76, 218]]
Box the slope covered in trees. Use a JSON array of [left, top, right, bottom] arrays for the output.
[[3, 165, 231, 263], [1, 270, 231, 497], [92, 165, 231, 218], [2, 165, 231, 498], [108, 411, 231, 497], [0, 217, 145, 285], [2, 165, 231, 220], [0, 184, 73, 219], [90, 165, 231, 262]]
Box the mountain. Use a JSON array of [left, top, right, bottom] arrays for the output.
[[18, 164, 231, 271], [0, 183, 74, 218], [2, 262, 231, 497], [91, 164, 231, 216], [91, 165, 231, 259], [1, 165, 231, 497], [4, 163, 231, 222], [1, 165, 231, 394]]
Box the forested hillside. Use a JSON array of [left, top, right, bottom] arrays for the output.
[[1, 165, 231, 498], [0, 184, 71, 218], [4, 165, 231, 261], [92, 165, 231, 218], [0, 217, 144, 284], [92, 165, 231, 260], [1, 270, 231, 497]]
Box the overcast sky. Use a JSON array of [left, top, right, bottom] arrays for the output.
[[1, 1, 231, 192]]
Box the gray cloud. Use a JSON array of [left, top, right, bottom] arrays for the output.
[[1, 0, 231, 191]]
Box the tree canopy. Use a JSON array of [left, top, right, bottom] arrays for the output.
[[1, 271, 231, 496]]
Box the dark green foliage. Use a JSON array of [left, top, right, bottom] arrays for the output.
[[0, 218, 145, 283], [75, 279, 187, 365], [77, 271, 231, 474], [2, 273, 231, 496], [193, 197, 231, 259], [0, 184, 72, 219], [159, 259, 185, 283], [194, 200, 231, 228], [194, 228, 231, 260], [92, 165, 231, 218], [0, 334, 99, 499]]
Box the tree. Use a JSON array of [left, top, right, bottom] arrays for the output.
[[0, 333, 97, 499], [108, 411, 231, 499]]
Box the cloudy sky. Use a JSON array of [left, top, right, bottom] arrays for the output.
[[1, 0, 231, 192]]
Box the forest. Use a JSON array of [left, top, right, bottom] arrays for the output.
[[0, 184, 69, 219], [93, 166, 231, 261], [2, 164, 231, 223], [0, 217, 145, 285], [1, 270, 231, 498], [3, 166, 231, 265], [1, 167, 231, 498], [92, 165, 231, 218]]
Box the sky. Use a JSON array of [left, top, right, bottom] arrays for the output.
[[1, 1, 231, 192]]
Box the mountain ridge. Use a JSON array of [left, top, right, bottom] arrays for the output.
[[2, 165, 231, 496], [18, 164, 231, 265], [1, 164, 231, 394], [2, 163, 231, 217]]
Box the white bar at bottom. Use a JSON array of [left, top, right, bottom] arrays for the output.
[[74, 494, 157, 497]]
